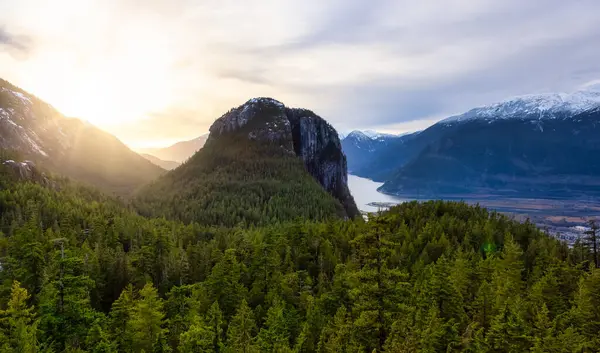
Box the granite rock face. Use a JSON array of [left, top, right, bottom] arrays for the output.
[[2, 160, 53, 187], [208, 98, 359, 218]]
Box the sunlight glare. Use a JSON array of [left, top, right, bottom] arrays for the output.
[[19, 21, 177, 128]]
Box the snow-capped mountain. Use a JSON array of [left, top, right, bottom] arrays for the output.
[[362, 130, 400, 140], [442, 89, 600, 124], [0, 78, 164, 194], [341, 130, 409, 173], [357, 87, 600, 198], [350, 87, 600, 195]]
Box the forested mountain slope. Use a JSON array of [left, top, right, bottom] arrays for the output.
[[0, 162, 598, 352], [0, 79, 165, 194], [350, 88, 600, 193], [380, 108, 600, 197], [136, 98, 359, 225]]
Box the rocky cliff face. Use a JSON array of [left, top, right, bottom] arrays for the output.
[[209, 97, 359, 218], [2, 160, 54, 187]]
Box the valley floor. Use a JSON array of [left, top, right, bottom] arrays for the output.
[[393, 195, 598, 245], [458, 197, 599, 245], [349, 175, 599, 245]]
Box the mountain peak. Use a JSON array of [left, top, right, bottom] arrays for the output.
[[139, 98, 359, 222], [346, 130, 371, 141], [203, 98, 359, 218], [246, 97, 285, 107], [442, 88, 600, 124], [208, 97, 291, 145], [345, 130, 401, 141]]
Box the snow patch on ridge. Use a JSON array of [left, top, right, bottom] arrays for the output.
[[442, 89, 600, 124]]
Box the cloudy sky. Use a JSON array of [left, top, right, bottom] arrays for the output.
[[1, 0, 600, 148]]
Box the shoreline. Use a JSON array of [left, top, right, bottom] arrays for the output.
[[351, 175, 598, 245]]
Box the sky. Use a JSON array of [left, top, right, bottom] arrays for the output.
[[1, 0, 600, 148]]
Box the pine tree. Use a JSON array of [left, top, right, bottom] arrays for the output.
[[472, 281, 493, 332], [491, 236, 524, 314], [86, 319, 117, 353], [584, 220, 599, 268], [179, 317, 214, 353], [109, 285, 136, 352], [207, 301, 224, 352], [317, 306, 350, 353], [570, 268, 600, 348], [0, 281, 38, 353], [206, 249, 248, 319], [130, 283, 167, 353], [294, 296, 327, 353], [225, 300, 258, 353], [164, 285, 196, 350], [38, 246, 96, 351], [348, 216, 408, 352], [257, 299, 291, 352], [152, 331, 172, 353], [486, 297, 532, 351]]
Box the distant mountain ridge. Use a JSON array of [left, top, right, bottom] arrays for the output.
[[442, 89, 600, 124], [343, 87, 600, 199], [380, 107, 600, 197], [0, 78, 164, 194], [140, 154, 180, 170], [341, 130, 419, 177], [140, 134, 208, 163]]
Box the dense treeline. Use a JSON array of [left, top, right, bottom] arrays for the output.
[[135, 136, 348, 227], [0, 167, 599, 352]]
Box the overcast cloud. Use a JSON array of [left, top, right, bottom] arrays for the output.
[[1, 0, 600, 146]]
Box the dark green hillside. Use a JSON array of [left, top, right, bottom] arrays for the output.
[[135, 135, 348, 227]]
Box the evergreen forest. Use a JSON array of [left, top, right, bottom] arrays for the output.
[[0, 163, 598, 352]]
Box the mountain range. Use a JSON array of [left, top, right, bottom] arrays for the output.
[[6, 72, 600, 208], [0, 79, 358, 226], [343, 88, 600, 198]]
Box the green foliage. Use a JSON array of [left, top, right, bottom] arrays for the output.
[[225, 300, 257, 353], [0, 168, 596, 352], [130, 283, 167, 353], [135, 136, 348, 226], [0, 281, 38, 352], [257, 299, 291, 352]]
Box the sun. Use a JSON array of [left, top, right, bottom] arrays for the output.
[[31, 63, 173, 128], [19, 28, 176, 129]]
